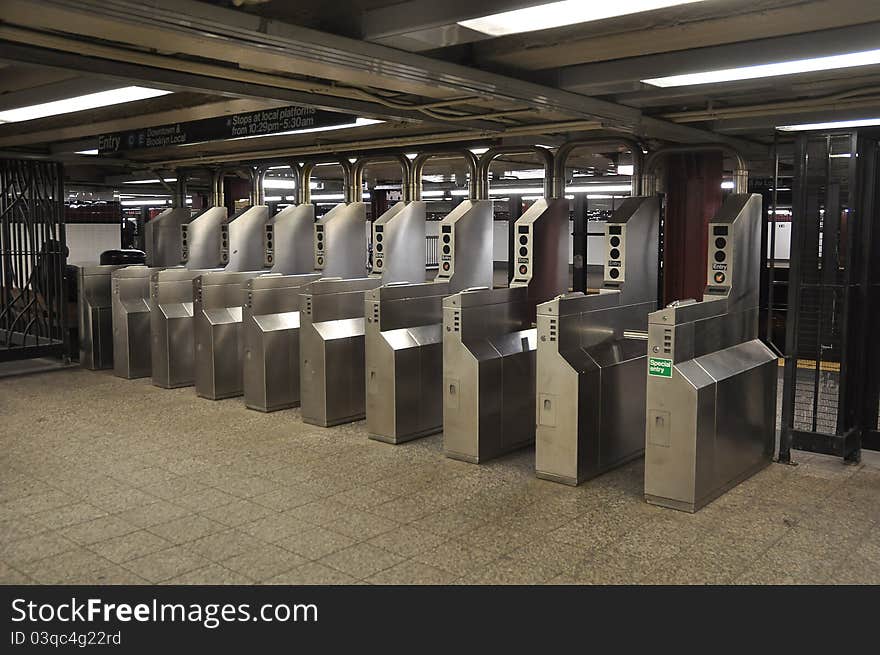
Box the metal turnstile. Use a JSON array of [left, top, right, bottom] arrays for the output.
[[442, 198, 569, 463], [150, 268, 210, 388], [193, 271, 262, 400], [509, 198, 570, 312], [111, 265, 164, 379], [144, 207, 190, 267], [365, 281, 450, 443], [181, 207, 227, 269], [645, 194, 777, 512], [313, 202, 367, 278], [443, 286, 537, 462], [265, 204, 315, 273], [221, 205, 270, 271], [434, 200, 494, 292], [535, 196, 660, 485], [370, 201, 427, 283], [242, 272, 321, 412], [78, 264, 123, 370], [299, 277, 382, 427]]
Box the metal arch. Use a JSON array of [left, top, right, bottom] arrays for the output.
[[211, 166, 257, 206], [476, 146, 554, 199], [553, 138, 647, 197], [410, 150, 479, 201], [642, 144, 749, 194], [300, 158, 353, 204], [350, 154, 412, 203]]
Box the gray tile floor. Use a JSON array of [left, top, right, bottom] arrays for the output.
[[2, 368, 879, 585]]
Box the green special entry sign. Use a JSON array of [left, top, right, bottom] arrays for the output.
[[648, 357, 673, 378]]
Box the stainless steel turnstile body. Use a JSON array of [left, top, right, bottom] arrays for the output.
[[645, 194, 777, 512], [265, 204, 315, 273], [443, 287, 537, 463], [313, 202, 367, 278], [535, 196, 660, 485], [370, 201, 427, 283], [144, 207, 190, 267], [242, 273, 321, 412], [182, 207, 227, 269], [111, 265, 164, 379], [221, 205, 270, 271], [150, 268, 211, 388], [78, 264, 123, 370], [434, 200, 494, 292], [509, 198, 570, 311], [299, 277, 382, 427], [365, 281, 450, 443], [193, 270, 262, 400]]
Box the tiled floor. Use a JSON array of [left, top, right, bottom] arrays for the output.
[[1, 368, 879, 585]]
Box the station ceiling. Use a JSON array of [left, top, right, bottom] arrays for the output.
[[2, 0, 879, 186]]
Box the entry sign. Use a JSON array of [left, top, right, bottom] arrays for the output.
[[648, 357, 673, 378], [97, 106, 356, 153]]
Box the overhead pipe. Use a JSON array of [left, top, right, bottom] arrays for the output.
[[410, 150, 479, 201], [300, 158, 353, 204], [350, 154, 412, 203], [553, 138, 646, 198], [476, 145, 554, 199], [642, 144, 749, 195]]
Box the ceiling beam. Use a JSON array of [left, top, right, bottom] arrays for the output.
[[555, 21, 880, 93]]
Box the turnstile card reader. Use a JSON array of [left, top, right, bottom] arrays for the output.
[[265, 204, 315, 273], [182, 207, 227, 269], [434, 200, 493, 292], [370, 201, 427, 283], [300, 277, 382, 427], [150, 267, 212, 388], [144, 207, 189, 267], [509, 198, 570, 311], [242, 273, 321, 412], [443, 286, 537, 463], [221, 205, 270, 271], [193, 270, 262, 400], [78, 264, 124, 370], [536, 196, 660, 485], [366, 280, 450, 443], [645, 194, 776, 513], [111, 265, 163, 379], [313, 202, 368, 278]]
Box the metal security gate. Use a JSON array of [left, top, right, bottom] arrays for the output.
[[0, 159, 67, 362], [778, 132, 880, 462]]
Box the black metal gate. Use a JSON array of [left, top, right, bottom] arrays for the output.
[[0, 159, 67, 362], [778, 131, 880, 462]]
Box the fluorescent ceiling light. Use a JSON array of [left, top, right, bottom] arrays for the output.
[[777, 117, 880, 131], [450, 190, 471, 196], [0, 86, 170, 123], [565, 184, 631, 193], [505, 169, 546, 180], [420, 190, 447, 198], [721, 181, 735, 189], [124, 178, 177, 184], [829, 153, 852, 158], [470, 147, 489, 155], [460, 1, 706, 37], [643, 48, 880, 87], [617, 165, 634, 175], [263, 179, 322, 190], [309, 193, 371, 201], [76, 149, 99, 156]]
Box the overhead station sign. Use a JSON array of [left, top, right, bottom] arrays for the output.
[[97, 106, 357, 153]]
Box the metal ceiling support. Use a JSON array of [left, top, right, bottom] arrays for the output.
[[552, 138, 646, 197], [0, 0, 642, 127], [556, 21, 880, 92], [211, 168, 224, 207], [410, 150, 479, 201], [350, 155, 413, 203], [174, 173, 187, 208], [476, 146, 554, 199], [642, 144, 749, 194], [301, 159, 353, 204]]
